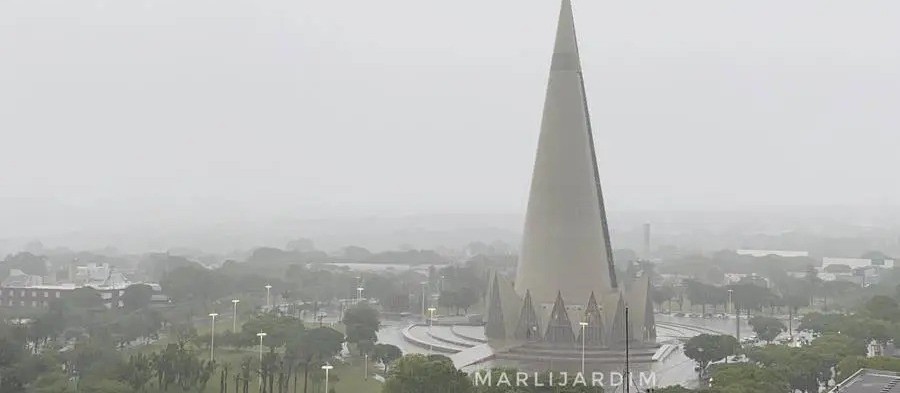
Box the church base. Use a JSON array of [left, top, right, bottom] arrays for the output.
[[490, 342, 659, 371]]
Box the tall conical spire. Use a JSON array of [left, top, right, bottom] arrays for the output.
[[550, 0, 581, 73], [515, 0, 618, 306]]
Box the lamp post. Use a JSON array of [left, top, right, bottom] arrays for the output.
[[208, 313, 218, 362], [697, 347, 705, 379], [231, 299, 240, 331], [727, 288, 735, 362], [356, 287, 364, 305], [257, 331, 267, 389], [733, 291, 740, 350], [427, 307, 436, 351], [420, 281, 428, 319], [364, 353, 368, 381], [727, 289, 733, 314], [321, 364, 333, 393], [265, 284, 272, 309], [579, 321, 589, 375]]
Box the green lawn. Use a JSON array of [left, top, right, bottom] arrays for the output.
[[128, 320, 382, 393], [131, 346, 382, 393]]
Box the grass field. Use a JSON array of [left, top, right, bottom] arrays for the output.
[[128, 320, 382, 393]]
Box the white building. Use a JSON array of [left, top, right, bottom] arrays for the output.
[[822, 257, 894, 270], [737, 249, 810, 258]]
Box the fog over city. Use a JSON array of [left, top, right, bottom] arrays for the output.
[[6, 1, 900, 393], [3, 0, 900, 252]]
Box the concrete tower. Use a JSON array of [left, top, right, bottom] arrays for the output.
[[479, 1, 656, 366], [515, 0, 617, 306]]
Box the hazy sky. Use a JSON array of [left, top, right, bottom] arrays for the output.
[[3, 0, 900, 235]]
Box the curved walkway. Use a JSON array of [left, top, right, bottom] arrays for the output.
[[427, 329, 477, 348], [450, 325, 488, 343], [400, 324, 462, 354]]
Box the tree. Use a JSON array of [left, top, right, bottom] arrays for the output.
[[373, 344, 402, 374], [160, 266, 232, 303], [285, 327, 343, 393], [709, 364, 790, 393], [29, 372, 73, 393], [863, 296, 900, 322], [748, 316, 786, 343], [685, 280, 727, 315], [341, 246, 371, 260], [456, 290, 480, 315], [342, 305, 380, 353], [121, 284, 154, 311], [729, 283, 778, 317], [740, 332, 869, 392], [837, 356, 900, 382], [652, 286, 676, 312], [798, 312, 846, 334], [783, 293, 810, 316], [684, 334, 738, 372], [438, 291, 458, 315], [239, 314, 305, 350], [383, 354, 473, 393], [807, 333, 865, 382], [66, 287, 104, 310], [286, 238, 316, 253], [0, 252, 48, 278], [744, 345, 822, 393], [119, 352, 153, 392]]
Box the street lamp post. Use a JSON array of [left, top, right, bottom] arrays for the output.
[[697, 347, 705, 379], [734, 291, 740, 349], [208, 313, 218, 362], [356, 287, 364, 305], [257, 331, 267, 389], [364, 353, 368, 381], [427, 307, 436, 351], [231, 299, 240, 331], [420, 282, 428, 319], [265, 284, 272, 310], [321, 364, 333, 393], [579, 321, 589, 375], [727, 289, 733, 314]]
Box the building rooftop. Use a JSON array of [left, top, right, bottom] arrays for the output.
[[830, 368, 900, 393], [1, 270, 44, 287], [737, 249, 810, 258]]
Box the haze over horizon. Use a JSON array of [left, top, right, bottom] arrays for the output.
[[3, 0, 900, 245]]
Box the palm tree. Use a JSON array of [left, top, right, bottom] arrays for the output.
[[239, 357, 252, 393], [220, 363, 229, 393]]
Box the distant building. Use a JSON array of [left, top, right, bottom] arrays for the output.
[[657, 273, 691, 287], [829, 368, 900, 392], [724, 273, 771, 288], [1, 263, 165, 309], [736, 249, 810, 258], [822, 257, 895, 270]]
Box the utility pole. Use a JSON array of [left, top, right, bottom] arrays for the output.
[[625, 306, 630, 393], [735, 294, 741, 352], [789, 307, 794, 345]]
